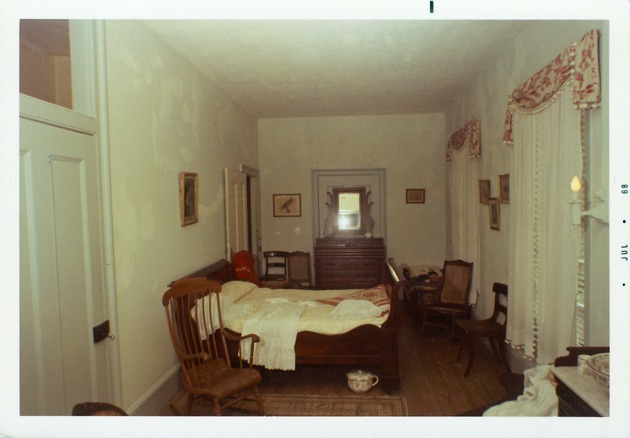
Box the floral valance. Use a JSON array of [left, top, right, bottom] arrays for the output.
[[503, 29, 601, 145], [446, 119, 481, 164]]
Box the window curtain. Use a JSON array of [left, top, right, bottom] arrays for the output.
[[505, 30, 600, 365], [447, 119, 480, 305]]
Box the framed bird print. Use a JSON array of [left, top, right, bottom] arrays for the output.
[[273, 194, 301, 217]]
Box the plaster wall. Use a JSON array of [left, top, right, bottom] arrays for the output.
[[258, 114, 447, 267], [104, 20, 258, 410]]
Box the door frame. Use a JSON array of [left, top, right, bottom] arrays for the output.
[[240, 164, 263, 271]]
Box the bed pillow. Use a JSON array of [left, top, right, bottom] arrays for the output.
[[220, 280, 258, 303], [330, 299, 382, 319]]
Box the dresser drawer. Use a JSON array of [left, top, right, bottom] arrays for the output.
[[316, 257, 381, 270], [314, 237, 385, 289]]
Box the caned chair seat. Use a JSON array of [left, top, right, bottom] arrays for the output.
[[422, 260, 473, 336], [287, 251, 313, 289]]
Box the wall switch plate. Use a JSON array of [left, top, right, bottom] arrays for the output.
[[93, 320, 110, 344]]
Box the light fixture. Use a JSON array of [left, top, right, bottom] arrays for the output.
[[570, 176, 583, 225], [570, 175, 609, 225]]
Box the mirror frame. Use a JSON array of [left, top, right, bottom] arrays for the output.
[[331, 187, 367, 236]]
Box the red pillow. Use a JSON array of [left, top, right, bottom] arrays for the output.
[[232, 250, 261, 286]]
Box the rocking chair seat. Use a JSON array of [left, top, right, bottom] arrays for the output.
[[195, 364, 262, 401]]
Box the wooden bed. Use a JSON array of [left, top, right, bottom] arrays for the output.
[[177, 257, 407, 392]]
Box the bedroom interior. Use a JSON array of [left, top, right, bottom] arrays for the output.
[[12, 6, 625, 434]]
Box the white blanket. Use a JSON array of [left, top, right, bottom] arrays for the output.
[[193, 283, 391, 371], [239, 300, 313, 371], [483, 365, 558, 416]]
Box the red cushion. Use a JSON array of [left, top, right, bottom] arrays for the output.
[[232, 251, 261, 286]]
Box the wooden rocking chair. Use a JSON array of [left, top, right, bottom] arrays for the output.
[[162, 277, 264, 415]]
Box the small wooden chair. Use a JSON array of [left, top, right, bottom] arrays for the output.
[[455, 282, 509, 377], [422, 259, 473, 336], [163, 277, 264, 415], [233, 250, 289, 289], [287, 251, 313, 289], [261, 251, 289, 281]]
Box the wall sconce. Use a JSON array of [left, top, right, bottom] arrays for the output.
[[570, 176, 609, 225]]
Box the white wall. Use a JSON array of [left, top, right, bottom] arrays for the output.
[[444, 21, 609, 347], [104, 20, 258, 411], [258, 114, 447, 267]]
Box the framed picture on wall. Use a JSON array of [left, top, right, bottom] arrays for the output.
[[406, 189, 425, 204], [180, 172, 198, 226], [498, 174, 510, 203], [488, 198, 500, 230], [479, 180, 491, 205], [273, 194, 301, 217]]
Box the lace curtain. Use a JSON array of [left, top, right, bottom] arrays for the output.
[[505, 29, 599, 365], [447, 120, 480, 305]]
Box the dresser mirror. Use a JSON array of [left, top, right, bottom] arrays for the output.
[[312, 169, 385, 240], [331, 187, 367, 236]]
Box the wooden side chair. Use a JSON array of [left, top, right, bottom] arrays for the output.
[[455, 282, 509, 377], [232, 250, 289, 289], [261, 251, 289, 281], [287, 251, 313, 289], [162, 277, 264, 415], [422, 259, 473, 336]]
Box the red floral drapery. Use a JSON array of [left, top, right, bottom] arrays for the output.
[[446, 119, 480, 164], [503, 29, 601, 145]]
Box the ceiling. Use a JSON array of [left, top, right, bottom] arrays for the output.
[[145, 20, 529, 118]]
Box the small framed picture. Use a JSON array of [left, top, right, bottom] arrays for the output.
[[406, 189, 425, 204], [488, 198, 500, 230], [273, 194, 301, 217], [498, 174, 510, 203], [479, 180, 491, 205], [180, 172, 198, 226]]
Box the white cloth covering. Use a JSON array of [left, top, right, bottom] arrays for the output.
[[193, 283, 391, 371], [483, 365, 558, 416], [239, 300, 313, 371]]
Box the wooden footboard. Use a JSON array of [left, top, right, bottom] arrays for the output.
[[173, 257, 406, 393]]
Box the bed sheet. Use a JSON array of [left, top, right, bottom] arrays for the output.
[[222, 284, 390, 335]]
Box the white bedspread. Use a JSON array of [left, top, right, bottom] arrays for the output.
[[207, 283, 391, 371], [239, 300, 313, 370], [483, 365, 558, 416]]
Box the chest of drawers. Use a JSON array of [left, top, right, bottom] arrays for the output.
[[314, 237, 385, 289]]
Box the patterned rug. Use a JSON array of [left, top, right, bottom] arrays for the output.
[[162, 390, 407, 416]]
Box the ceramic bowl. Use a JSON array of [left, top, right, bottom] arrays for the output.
[[586, 353, 609, 389], [346, 370, 379, 393]]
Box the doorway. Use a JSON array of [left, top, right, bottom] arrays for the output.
[[224, 166, 262, 270]]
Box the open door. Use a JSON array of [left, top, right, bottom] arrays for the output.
[[224, 167, 263, 269], [224, 168, 249, 262]]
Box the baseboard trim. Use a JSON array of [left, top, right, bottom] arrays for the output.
[[127, 363, 181, 416]]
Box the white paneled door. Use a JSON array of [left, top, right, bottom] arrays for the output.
[[20, 116, 112, 415]]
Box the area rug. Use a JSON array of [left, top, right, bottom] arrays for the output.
[[162, 390, 407, 416]]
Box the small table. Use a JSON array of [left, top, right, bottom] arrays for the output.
[[404, 279, 443, 325], [551, 366, 609, 416]]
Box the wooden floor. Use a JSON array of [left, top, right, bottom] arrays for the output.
[[255, 302, 508, 416]]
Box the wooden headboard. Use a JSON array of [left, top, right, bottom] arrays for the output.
[[176, 259, 234, 284]]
